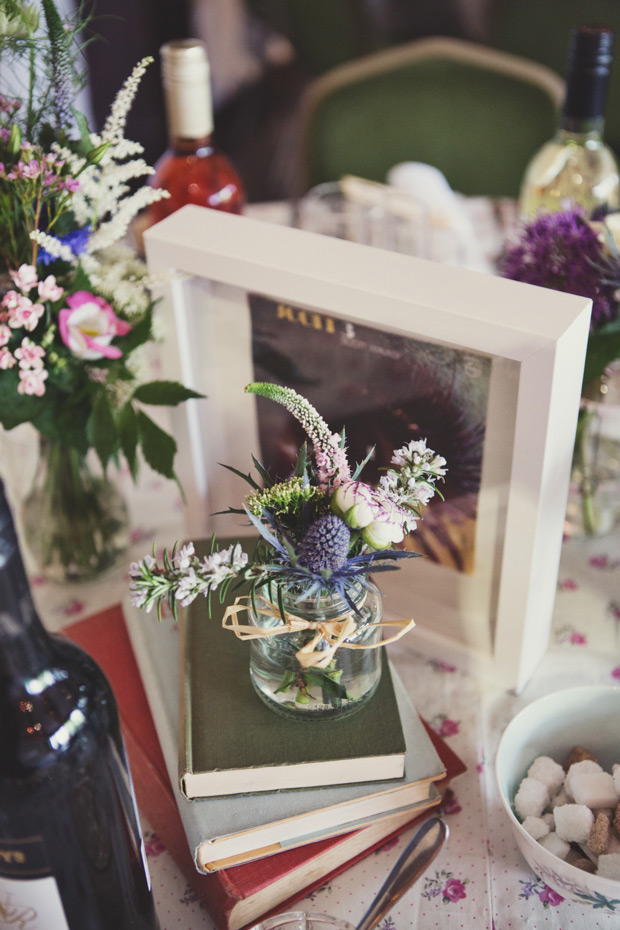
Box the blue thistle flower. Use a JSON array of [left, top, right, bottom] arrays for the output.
[[297, 514, 351, 573]]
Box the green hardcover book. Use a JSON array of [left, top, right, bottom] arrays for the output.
[[179, 587, 407, 799], [122, 593, 445, 872]]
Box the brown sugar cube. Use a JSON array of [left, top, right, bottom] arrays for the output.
[[562, 746, 598, 772], [573, 856, 597, 874], [587, 812, 611, 856], [614, 803, 620, 835]]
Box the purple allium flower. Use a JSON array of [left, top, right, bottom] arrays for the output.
[[297, 514, 351, 572], [499, 208, 617, 329]]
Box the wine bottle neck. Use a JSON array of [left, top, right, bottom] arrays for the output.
[[160, 41, 214, 141], [0, 485, 52, 673], [167, 135, 215, 157], [557, 116, 605, 141], [563, 26, 613, 126]]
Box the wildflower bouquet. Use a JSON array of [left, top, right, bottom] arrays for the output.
[[130, 383, 446, 715], [500, 207, 620, 535], [0, 1, 201, 578]]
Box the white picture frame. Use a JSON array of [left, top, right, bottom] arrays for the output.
[[145, 205, 591, 693]]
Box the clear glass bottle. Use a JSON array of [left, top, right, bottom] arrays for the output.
[[249, 583, 383, 720], [519, 25, 620, 217], [146, 39, 245, 228], [0, 479, 160, 930]]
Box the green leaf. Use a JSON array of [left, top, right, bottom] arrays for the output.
[[133, 380, 204, 406], [87, 393, 118, 470], [113, 306, 153, 358], [118, 402, 139, 480], [137, 410, 177, 479], [584, 327, 620, 389]]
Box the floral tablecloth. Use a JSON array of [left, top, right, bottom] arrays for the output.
[[2, 197, 619, 929]]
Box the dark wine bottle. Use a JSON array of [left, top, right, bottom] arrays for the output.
[[0, 479, 160, 930]]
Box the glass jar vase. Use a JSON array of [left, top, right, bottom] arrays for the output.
[[248, 583, 383, 720], [565, 364, 620, 537], [22, 436, 130, 583]]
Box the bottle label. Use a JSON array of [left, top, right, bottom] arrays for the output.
[[0, 837, 70, 930]]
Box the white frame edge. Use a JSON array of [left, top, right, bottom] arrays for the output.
[[145, 205, 591, 693]]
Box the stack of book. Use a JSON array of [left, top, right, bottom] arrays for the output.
[[63, 592, 465, 930]]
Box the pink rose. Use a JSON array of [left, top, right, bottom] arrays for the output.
[[539, 885, 564, 907], [58, 291, 131, 360], [443, 878, 466, 902]]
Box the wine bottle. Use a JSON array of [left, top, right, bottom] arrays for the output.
[[0, 479, 160, 930], [147, 39, 245, 226], [519, 24, 620, 217]]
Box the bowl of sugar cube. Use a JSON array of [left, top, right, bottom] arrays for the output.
[[495, 685, 620, 913]]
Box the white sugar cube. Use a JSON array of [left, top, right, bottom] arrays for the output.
[[613, 766, 620, 794], [522, 815, 551, 840], [565, 760, 603, 798], [597, 854, 620, 881], [515, 777, 550, 819], [551, 787, 569, 808], [528, 756, 566, 794], [539, 832, 570, 859], [542, 812, 555, 829], [572, 772, 619, 809], [554, 803, 594, 843]]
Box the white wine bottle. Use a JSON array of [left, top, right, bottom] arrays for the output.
[[519, 24, 620, 217]]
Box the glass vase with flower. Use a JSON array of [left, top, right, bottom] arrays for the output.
[[130, 382, 446, 719], [0, 1, 201, 581], [500, 206, 620, 536]]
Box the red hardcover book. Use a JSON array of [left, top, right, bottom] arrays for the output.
[[62, 605, 466, 930]]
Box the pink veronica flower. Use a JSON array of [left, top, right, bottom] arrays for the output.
[[14, 338, 45, 370], [0, 323, 11, 346], [17, 367, 48, 396], [10, 264, 37, 293], [0, 347, 16, 369], [38, 275, 63, 302], [58, 291, 131, 360]]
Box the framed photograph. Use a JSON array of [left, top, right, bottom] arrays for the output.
[[144, 205, 590, 692]]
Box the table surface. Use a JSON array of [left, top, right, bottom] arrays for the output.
[[3, 197, 620, 930]]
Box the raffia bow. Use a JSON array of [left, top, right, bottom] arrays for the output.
[[222, 595, 415, 669]]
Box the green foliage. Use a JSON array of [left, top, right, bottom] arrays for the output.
[[136, 410, 177, 479], [133, 379, 203, 406]]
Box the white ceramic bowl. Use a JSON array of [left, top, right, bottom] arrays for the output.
[[495, 685, 620, 914]]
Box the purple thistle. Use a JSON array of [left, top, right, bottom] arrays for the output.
[[297, 514, 351, 573], [499, 207, 618, 330]]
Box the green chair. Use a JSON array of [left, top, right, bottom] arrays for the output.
[[489, 0, 620, 157], [296, 37, 565, 197]]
